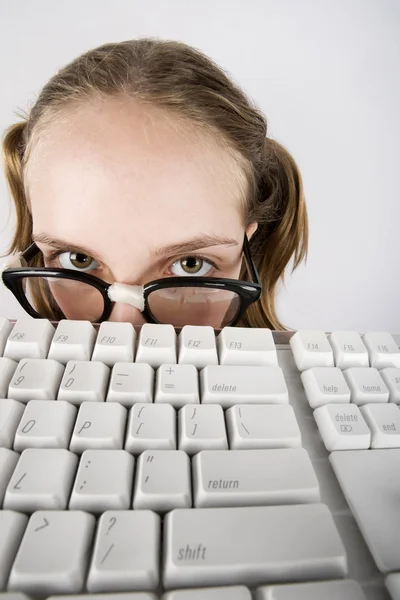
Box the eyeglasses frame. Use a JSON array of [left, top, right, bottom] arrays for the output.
[[1, 233, 262, 326]]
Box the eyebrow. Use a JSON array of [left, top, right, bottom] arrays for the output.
[[32, 233, 239, 258]]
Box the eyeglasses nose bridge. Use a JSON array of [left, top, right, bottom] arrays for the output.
[[107, 282, 145, 312]]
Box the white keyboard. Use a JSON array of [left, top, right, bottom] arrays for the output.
[[0, 317, 399, 600]]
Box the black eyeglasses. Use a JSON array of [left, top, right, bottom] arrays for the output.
[[1, 234, 262, 328]]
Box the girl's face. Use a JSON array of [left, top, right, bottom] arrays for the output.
[[25, 97, 257, 326]]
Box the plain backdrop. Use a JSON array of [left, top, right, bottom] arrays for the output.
[[0, 0, 399, 332]]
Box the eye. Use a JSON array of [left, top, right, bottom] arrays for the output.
[[58, 252, 100, 272], [170, 256, 215, 277]]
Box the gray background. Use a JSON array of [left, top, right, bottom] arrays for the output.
[[0, 0, 399, 332]]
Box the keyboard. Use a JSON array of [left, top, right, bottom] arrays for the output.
[[0, 317, 399, 600]]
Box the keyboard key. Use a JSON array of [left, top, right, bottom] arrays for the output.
[[87, 510, 160, 592], [300, 367, 351, 409], [155, 364, 199, 407], [363, 332, 400, 368], [178, 405, 227, 454], [329, 330, 369, 369], [359, 403, 400, 448], [136, 324, 177, 367], [0, 399, 24, 448], [70, 402, 127, 452], [225, 404, 301, 449], [163, 587, 252, 599], [217, 327, 278, 366], [330, 449, 400, 572], [107, 363, 154, 406], [48, 320, 96, 363], [8, 510, 95, 595], [380, 367, 400, 404], [58, 361, 109, 404], [200, 365, 288, 408], [386, 573, 400, 600], [0, 357, 17, 398], [14, 400, 77, 451], [4, 319, 54, 361], [163, 504, 347, 588], [313, 404, 371, 451], [4, 448, 78, 512], [92, 321, 136, 365], [8, 358, 64, 402], [0, 448, 19, 505], [289, 330, 334, 371], [178, 326, 218, 368], [193, 448, 320, 508], [69, 450, 134, 512], [0, 317, 13, 356], [255, 579, 367, 599], [133, 450, 191, 511], [125, 404, 176, 453], [0, 510, 28, 589], [342, 367, 389, 404], [47, 595, 157, 600]]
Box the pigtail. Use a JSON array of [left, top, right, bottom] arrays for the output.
[[2, 122, 33, 255], [240, 137, 309, 331]]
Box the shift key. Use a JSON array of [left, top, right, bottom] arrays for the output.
[[163, 504, 347, 589]]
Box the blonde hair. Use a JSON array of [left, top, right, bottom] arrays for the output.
[[2, 37, 308, 329]]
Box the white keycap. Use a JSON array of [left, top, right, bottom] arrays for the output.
[[289, 330, 334, 371], [300, 367, 351, 409], [58, 361, 109, 403], [359, 403, 400, 448], [178, 325, 218, 368], [70, 401, 127, 452], [0, 510, 28, 589], [155, 364, 199, 407], [92, 321, 136, 365], [48, 595, 158, 600], [163, 504, 347, 588], [163, 587, 252, 599], [0, 399, 24, 448], [200, 365, 288, 408], [330, 449, 400, 572], [0, 448, 19, 504], [178, 405, 228, 454], [193, 448, 320, 508], [363, 331, 400, 368], [255, 580, 367, 600], [218, 327, 278, 366], [0, 317, 13, 356], [329, 330, 369, 368], [87, 510, 160, 592], [125, 403, 176, 453], [226, 404, 302, 449], [342, 367, 389, 404], [136, 324, 177, 367], [4, 448, 78, 512], [133, 450, 191, 511], [8, 510, 95, 595], [0, 357, 17, 397], [386, 573, 400, 600], [380, 367, 400, 404], [313, 404, 371, 451], [107, 363, 154, 406], [14, 400, 77, 451], [8, 358, 64, 402], [48, 320, 96, 363], [4, 319, 54, 360], [69, 449, 134, 512]]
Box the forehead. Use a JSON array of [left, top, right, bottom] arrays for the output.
[[26, 97, 248, 263]]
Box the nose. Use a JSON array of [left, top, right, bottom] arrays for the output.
[[108, 302, 148, 326]]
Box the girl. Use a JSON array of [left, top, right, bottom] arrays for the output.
[[1, 38, 308, 330]]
